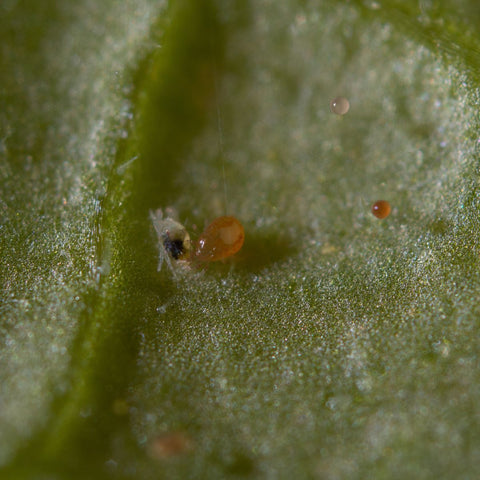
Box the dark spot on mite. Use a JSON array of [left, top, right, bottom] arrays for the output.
[[163, 235, 185, 260]]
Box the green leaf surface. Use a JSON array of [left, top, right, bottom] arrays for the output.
[[2, 0, 480, 478]]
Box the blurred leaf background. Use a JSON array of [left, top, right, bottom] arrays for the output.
[[2, 0, 480, 478]]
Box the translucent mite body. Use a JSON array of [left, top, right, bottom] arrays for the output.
[[193, 216, 245, 263], [150, 209, 192, 272]]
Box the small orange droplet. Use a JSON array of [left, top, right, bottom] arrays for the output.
[[194, 216, 245, 262], [371, 200, 391, 219]]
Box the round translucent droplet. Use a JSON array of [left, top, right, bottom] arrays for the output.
[[371, 200, 391, 219], [330, 96, 350, 115]]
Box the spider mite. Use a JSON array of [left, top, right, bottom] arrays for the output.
[[150, 210, 244, 272], [149, 209, 192, 272]]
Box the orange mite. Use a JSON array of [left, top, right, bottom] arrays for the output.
[[371, 200, 391, 219], [194, 216, 245, 262]]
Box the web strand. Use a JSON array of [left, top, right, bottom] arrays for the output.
[[212, 51, 229, 216]]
